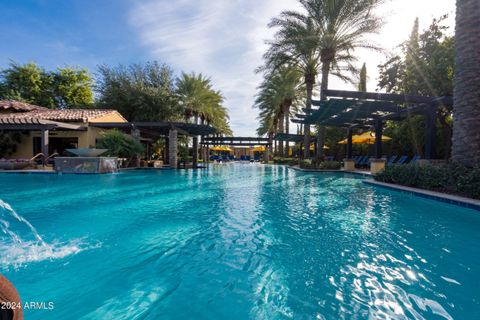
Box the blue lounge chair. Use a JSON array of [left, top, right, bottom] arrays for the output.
[[387, 155, 398, 166], [396, 155, 408, 165], [359, 156, 370, 168], [355, 156, 366, 166]]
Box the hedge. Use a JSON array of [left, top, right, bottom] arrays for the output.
[[375, 163, 480, 200]]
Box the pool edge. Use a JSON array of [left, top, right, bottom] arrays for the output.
[[364, 180, 480, 212]]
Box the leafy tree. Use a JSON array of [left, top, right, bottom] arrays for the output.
[[0, 62, 94, 108], [358, 63, 367, 92], [53, 67, 94, 109], [96, 129, 144, 159], [378, 16, 455, 159], [96, 62, 180, 122]]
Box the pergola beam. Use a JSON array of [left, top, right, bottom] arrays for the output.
[[323, 89, 453, 105]]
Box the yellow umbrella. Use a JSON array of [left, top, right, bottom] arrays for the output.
[[251, 146, 266, 152], [210, 146, 232, 152], [338, 131, 391, 145]]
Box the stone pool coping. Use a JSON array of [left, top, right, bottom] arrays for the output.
[[289, 165, 372, 177], [364, 180, 480, 212], [0, 169, 56, 174]]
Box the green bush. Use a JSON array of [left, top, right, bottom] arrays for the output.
[[375, 163, 480, 199], [0, 132, 21, 158], [96, 129, 144, 158], [299, 160, 342, 170], [273, 157, 298, 165]]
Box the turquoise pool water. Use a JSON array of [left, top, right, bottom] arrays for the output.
[[0, 164, 479, 319]]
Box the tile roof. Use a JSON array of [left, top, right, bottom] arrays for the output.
[[0, 100, 48, 112], [0, 108, 124, 123]]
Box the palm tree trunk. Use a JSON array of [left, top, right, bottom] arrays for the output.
[[304, 74, 314, 159], [317, 61, 330, 161], [452, 0, 480, 166], [284, 99, 291, 157], [278, 110, 284, 156]]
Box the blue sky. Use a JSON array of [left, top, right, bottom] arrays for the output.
[[0, 0, 455, 136]]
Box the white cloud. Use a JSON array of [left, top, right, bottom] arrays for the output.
[[130, 0, 299, 136], [130, 0, 455, 136]]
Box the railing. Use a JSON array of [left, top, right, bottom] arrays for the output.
[[29, 153, 45, 162], [29, 152, 59, 167], [44, 152, 59, 163]]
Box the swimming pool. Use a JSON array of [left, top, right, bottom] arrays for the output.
[[1, 164, 479, 319]]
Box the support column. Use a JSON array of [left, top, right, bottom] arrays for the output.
[[164, 137, 169, 164], [374, 119, 383, 159], [316, 126, 325, 161], [346, 128, 353, 159], [131, 128, 141, 167], [264, 147, 270, 163], [206, 143, 210, 164], [192, 136, 199, 169], [169, 129, 178, 169], [424, 106, 437, 160], [41, 129, 49, 166], [371, 119, 386, 174]]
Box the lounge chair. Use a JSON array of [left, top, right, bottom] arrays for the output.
[[396, 155, 408, 165], [387, 155, 398, 166], [359, 156, 370, 168], [355, 156, 366, 167]]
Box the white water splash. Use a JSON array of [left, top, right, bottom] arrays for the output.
[[0, 199, 98, 269]]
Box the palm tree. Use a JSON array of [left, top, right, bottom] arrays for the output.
[[255, 65, 304, 156], [267, 0, 383, 159], [263, 16, 320, 158], [176, 72, 232, 135], [306, 0, 383, 159], [452, 0, 480, 166]]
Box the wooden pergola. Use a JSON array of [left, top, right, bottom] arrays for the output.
[[201, 136, 270, 146], [292, 89, 453, 161], [0, 118, 85, 165], [91, 122, 217, 169]]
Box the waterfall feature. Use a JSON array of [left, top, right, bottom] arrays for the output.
[[0, 200, 95, 269]]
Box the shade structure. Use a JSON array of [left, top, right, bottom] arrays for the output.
[[251, 146, 266, 152], [338, 131, 391, 145]]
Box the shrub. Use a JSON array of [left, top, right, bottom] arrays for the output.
[[299, 160, 341, 170], [375, 163, 480, 199], [96, 129, 144, 158], [273, 157, 298, 165], [0, 132, 21, 158]]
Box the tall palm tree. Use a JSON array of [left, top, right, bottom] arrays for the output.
[[263, 16, 320, 158], [176, 72, 232, 135], [255, 65, 304, 156], [266, 0, 383, 159], [303, 0, 383, 159], [452, 0, 480, 166]]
